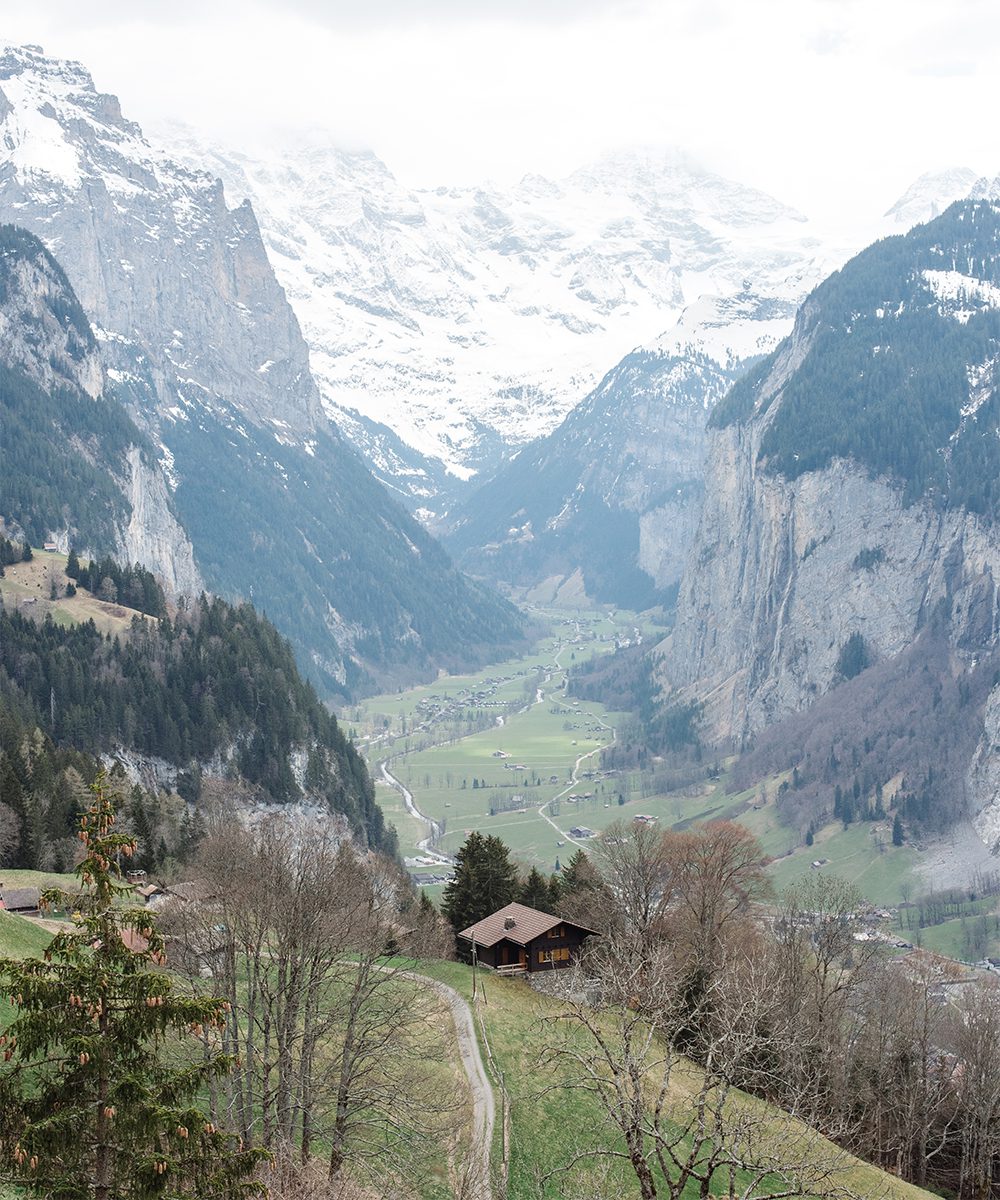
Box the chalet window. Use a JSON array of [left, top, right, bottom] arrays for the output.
[[547, 926, 564, 938], [539, 947, 570, 963]]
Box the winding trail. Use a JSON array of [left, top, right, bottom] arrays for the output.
[[536, 689, 617, 850]]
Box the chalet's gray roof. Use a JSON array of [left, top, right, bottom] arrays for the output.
[[458, 902, 595, 948], [0, 887, 40, 911]]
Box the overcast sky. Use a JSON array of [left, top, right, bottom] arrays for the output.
[[1, 0, 998, 222]]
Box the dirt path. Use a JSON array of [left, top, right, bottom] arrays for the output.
[[408, 971, 496, 1199]]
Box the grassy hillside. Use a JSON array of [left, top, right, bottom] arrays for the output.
[[0, 548, 153, 636], [0, 910, 51, 960], [0, 907, 942, 1200], [420, 960, 937, 1200]]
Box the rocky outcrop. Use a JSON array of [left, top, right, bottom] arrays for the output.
[[969, 685, 1000, 853], [0, 222, 199, 594], [161, 133, 837, 513], [117, 447, 200, 597], [665, 199, 1000, 842]]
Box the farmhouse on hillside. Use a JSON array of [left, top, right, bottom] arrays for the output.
[[458, 902, 596, 973], [0, 886, 41, 915]]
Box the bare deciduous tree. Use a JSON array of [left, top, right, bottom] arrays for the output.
[[594, 821, 675, 952], [538, 937, 865, 1200], [955, 976, 1000, 1200], [163, 813, 463, 1196]]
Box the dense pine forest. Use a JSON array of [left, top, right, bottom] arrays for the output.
[[0, 595, 390, 852]]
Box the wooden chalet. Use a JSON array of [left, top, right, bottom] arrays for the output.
[[458, 902, 596, 974]]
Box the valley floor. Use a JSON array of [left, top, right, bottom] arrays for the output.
[[348, 602, 1000, 961]]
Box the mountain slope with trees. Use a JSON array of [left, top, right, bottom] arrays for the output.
[[0, 45, 523, 699], [667, 194, 1000, 853], [0, 594, 390, 854]]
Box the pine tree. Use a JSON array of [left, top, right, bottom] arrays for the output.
[[892, 812, 905, 847], [440, 831, 518, 934], [0, 774, 266, 1200], [519, 866, 555, 913], [560, 849, 596, 894]]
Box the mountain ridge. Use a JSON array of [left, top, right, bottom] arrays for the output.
[[0, 43, 523, 698], [662, 198, 1000, 851]]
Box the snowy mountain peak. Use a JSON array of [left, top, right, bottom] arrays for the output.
[[883, 167, 979, 228], [646, 287, 800, 372], [566, 146, 806, 226], [968, 174, 1000, 203], [158, 124, 834, 510]]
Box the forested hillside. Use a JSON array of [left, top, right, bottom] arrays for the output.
[[167, 409, 525, 697], [0, 596, 389, 852], [713, 200, 1000, 514]]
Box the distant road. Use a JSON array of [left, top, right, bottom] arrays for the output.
[[379, 760, 453, 865]]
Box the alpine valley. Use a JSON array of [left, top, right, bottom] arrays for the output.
[[4, 40, 1000, 866]]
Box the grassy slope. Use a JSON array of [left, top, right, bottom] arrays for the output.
[[418, 960, 937, 1200], [0, 911, 51, 960], [0, 549, 153, 636]]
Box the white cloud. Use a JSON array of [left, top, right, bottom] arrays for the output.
[[0, 0, 996, 222]]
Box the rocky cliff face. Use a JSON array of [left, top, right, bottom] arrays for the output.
[[665, 197, 1000, 844], [118, 446, 200, 596], [0, 45, 522, 697], [0, 47, 320, 439], [0, 222, 199, 593]]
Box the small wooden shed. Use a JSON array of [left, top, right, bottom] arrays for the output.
[[458, 902, 596, 974], [0, 886, 41, 915]]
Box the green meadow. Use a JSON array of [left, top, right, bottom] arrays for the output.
[[350, 602, 975, 915]]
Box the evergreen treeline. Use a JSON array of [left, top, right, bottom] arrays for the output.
[[712, 201, 1000, 519], [0, 536, 28, 571], [66, 550, 166, 618], [0, 596, 390, 851]]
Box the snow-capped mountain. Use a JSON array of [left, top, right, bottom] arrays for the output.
[[157, 130, 856, 513], [0, 44, 523, 697], [442, 167, 983, 606]]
